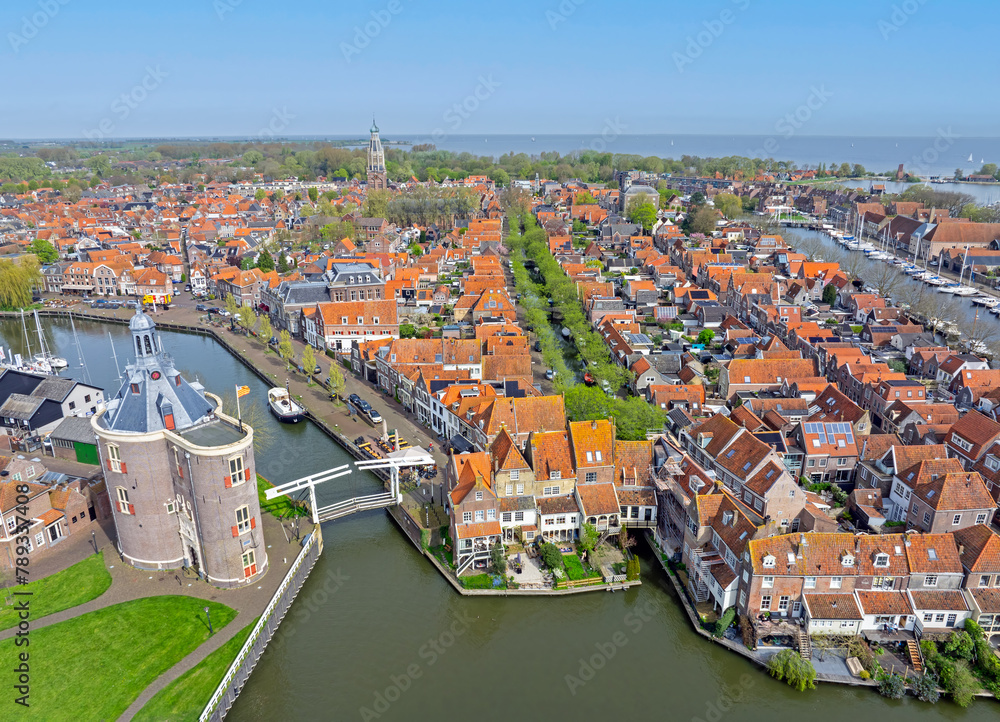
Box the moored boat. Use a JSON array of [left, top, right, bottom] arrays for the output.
[[268, 387, 305, 423]]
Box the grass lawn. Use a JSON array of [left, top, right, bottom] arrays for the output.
[[562, 553, 601, 581], [461, 573, 504, 589], [0, 551, 112, 631], [257, 474, 308, 519], [134, 618, 257, 722], [0, 595, 237, 721]]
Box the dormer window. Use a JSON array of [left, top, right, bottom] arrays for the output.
[[586, 451, 593, 463], [551, 471, 561, 480], [874, 553, 890, 568], [762, 554, 775, 568], [841, 554, 854, 567], [595, 451, 602, 462]]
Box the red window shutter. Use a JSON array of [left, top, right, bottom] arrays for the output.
[[177, 466, 184, 479], [120, 462, 128, 474], [224, 476, 232, 488], [250, 516, 256, 530], [250, 564, 257, 576], [116, 501, 122, 513], [231, 525, 239, 538], [164, 414, 175, 430], [128, 504, 135, 515]]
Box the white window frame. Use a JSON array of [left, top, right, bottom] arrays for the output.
[[108, 443, 122, 472], [236, 505, 251, 534]]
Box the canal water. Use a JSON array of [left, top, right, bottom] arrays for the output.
[[5, 317, 999, 719], [790, 228, 1000, 336]]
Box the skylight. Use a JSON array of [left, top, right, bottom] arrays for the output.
[[928, 548, 938, 560]]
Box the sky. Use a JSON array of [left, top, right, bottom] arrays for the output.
[[2, 0, 997, 140]]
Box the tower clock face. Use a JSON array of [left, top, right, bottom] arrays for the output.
[[150, 371, 161, 380]]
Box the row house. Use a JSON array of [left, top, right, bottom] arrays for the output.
[[681, 414, 807, 532], [302, 299, 398, 353], [886, 452, 995, 531]]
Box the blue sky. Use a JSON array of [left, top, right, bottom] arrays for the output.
[[2, 0, 995, 139]]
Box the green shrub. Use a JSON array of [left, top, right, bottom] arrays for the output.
[[713, 606, 736, 638], [912, 672, 941, 703], [878, 674, 906, 699], [563, 554, 588, 581], [625, 556, 640, 580]]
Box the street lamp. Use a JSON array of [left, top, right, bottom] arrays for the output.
[[91, 530, 96, 554], [204, 606, 213, 634]]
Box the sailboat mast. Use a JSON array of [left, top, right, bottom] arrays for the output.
[[109, 332, 122, 383]]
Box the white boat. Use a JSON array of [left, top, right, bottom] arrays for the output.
[[952, 286, 979, 297], [33, 352, 67, 369], [923, 276, 947, 286], [938, 283, 961, 293], [972, 295, 1000, 308], [990, 306, 1000, 316], [267, 387, 305, 423]]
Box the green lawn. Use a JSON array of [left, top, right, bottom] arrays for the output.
[[0, 595, 237, 721], [257, 474, 308, 519], [563, 553, 600, 581], [135, 618, 257, 722], [460, 573, 504, 589], [0, 551, 112, 631]]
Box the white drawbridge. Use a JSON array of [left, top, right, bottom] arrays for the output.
[[264, 453, 435, 524]]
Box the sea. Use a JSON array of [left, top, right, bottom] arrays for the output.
[[322, 133, 999, 180]]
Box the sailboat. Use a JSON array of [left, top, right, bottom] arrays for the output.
[[968, 153, 974, 162], [32, 310, 67, 370]]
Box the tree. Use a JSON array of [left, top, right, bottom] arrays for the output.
[[327, 362, 346, 403], [822, 283, 838, 306], [256, 248, 275, 273], [257, 315, 272, 345], [627, 200, 657, 229], [539, 543, 564, 570], [224, 294, 239, 317], [85, 155, 111, 177], [766, 649, 816, 691], [364, 189, 392, 219], [865, 261, 903, 299], [255, 189, 267, 201], [713, 192, 743, 219], [579, 523, 599, 555], [27, 239, 58, 263], [307, 187, 318, 203], [277, 253, 290, 273], [688, 205, 718, 235], [236, 305, 256, 332], [240, 257, 254, 270], [489, 541, 506, 577], [399, 323, 416, 339], [301, 344, 316, 375], [696, 329, 715, 346], [575, 191, 598, 205], [0, 257, 42, 310], [278, 330, 294, 367]]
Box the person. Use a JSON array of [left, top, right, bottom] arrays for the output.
[[429, 442, 434, 452]]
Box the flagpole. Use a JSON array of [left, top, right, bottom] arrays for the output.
[[235, 384, 243, 432]]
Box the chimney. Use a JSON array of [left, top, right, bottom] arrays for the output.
[[959, 544, 965, 556]]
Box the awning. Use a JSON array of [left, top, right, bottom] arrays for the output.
[[450, 435, 474, 453]]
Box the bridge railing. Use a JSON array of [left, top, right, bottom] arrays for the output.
[[200, 527, 321, 722]]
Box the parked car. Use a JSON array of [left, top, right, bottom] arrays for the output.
[[196, 304, 208, 312], [184, 284, 192, 291], [219, 310, 232, 317], [545, 369, 555, 380], [533, 341, 541, 352], [268, 336, 279, 346], [123, 300, 138, 309], [313, 365, 322, 375]]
